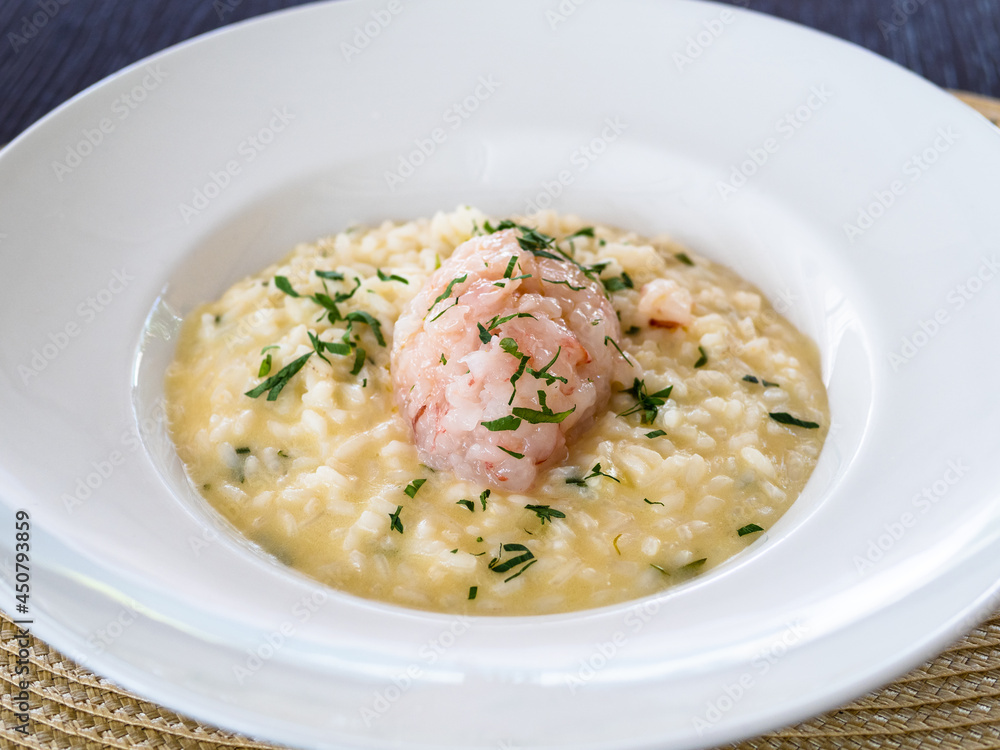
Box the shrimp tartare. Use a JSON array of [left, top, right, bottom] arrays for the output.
[[391, 228, 630, 492]]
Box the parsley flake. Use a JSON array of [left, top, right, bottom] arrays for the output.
[[315, 269, 345, 281], [617, 378, 673, 424], [429, 274, 468, 312], [245, 352, 312, 401], [769, 412, 820, 429], [694, 346, 708, 368], [525, 504, 566, 524], [404, 478, 427, 498], [388, 506, 404, 534], [274, 275, 300, 297], [604, 336, 634, 367], [377, 269, 408, 284], [481, 415, 522, 432], [566, 463, 621, 486], [738, 523, 765, 536]]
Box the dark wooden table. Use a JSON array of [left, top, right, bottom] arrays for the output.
[[1, 0, 998, 144]]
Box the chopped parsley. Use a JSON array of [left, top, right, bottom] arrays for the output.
[[503, 255, 518, 278], [681, 558, 707, 572], [675, 252, 695, 266], [488, 542, 536, 581], [566, 462, 621, 486], [743, 374, 781, 388], [566, 227, 595, 239], [484, 390, 575, 431], [274, 275, 300, 297], [429, 274, 468, 312], [528, 348, 568, 385], [543, 278, 586, 291], [350, 344, 366, 375], [404, 478, 427, 498], [645, 429, 667, 439], [602, 272, 634, 293], [468, 586, 478, 600], [480, 489, 491, 510], [245, 352, 312, 401], [315, 269, 345, 281], [481, 415, 522, 432], [258, 353, 273, 377], [604, 336, 634, 367], [738, 523, 765, 537], [477, 323, 493, 344], [456, 499, 475, 512], [769, 412, 820, 429], [643, 498, 664, 506], [499, 338, 524, 358], [388, 505, 404, 534], [376, 268, 408, 284], [308, 331, 352, 363], [512, 390, 576, 424], [343, 311, 385, 346], [429, 299, 459, 321], [525, 504, 566, 524], [440, 353, 447, 365], [498, 446, 524, 459], [484, 311, 536, 332], [694, 346, 708, 368], [617, 378, 673, 424], [508, 354, 529, 404]]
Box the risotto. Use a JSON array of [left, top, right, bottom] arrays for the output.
[[164, 207, 828, 615]]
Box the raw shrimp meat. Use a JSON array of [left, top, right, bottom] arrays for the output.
[[391, 228, 632, 492]]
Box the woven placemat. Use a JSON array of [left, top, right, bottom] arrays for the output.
[[2, 91, 998, 750]]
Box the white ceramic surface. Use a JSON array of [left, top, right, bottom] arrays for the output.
[[2, 1, 1000, 748]]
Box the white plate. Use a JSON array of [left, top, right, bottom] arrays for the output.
[[2, 1, 1000, 748]]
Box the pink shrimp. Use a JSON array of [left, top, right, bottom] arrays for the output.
[[391, 229, 631, 492], [637, 278, 693, 328]]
